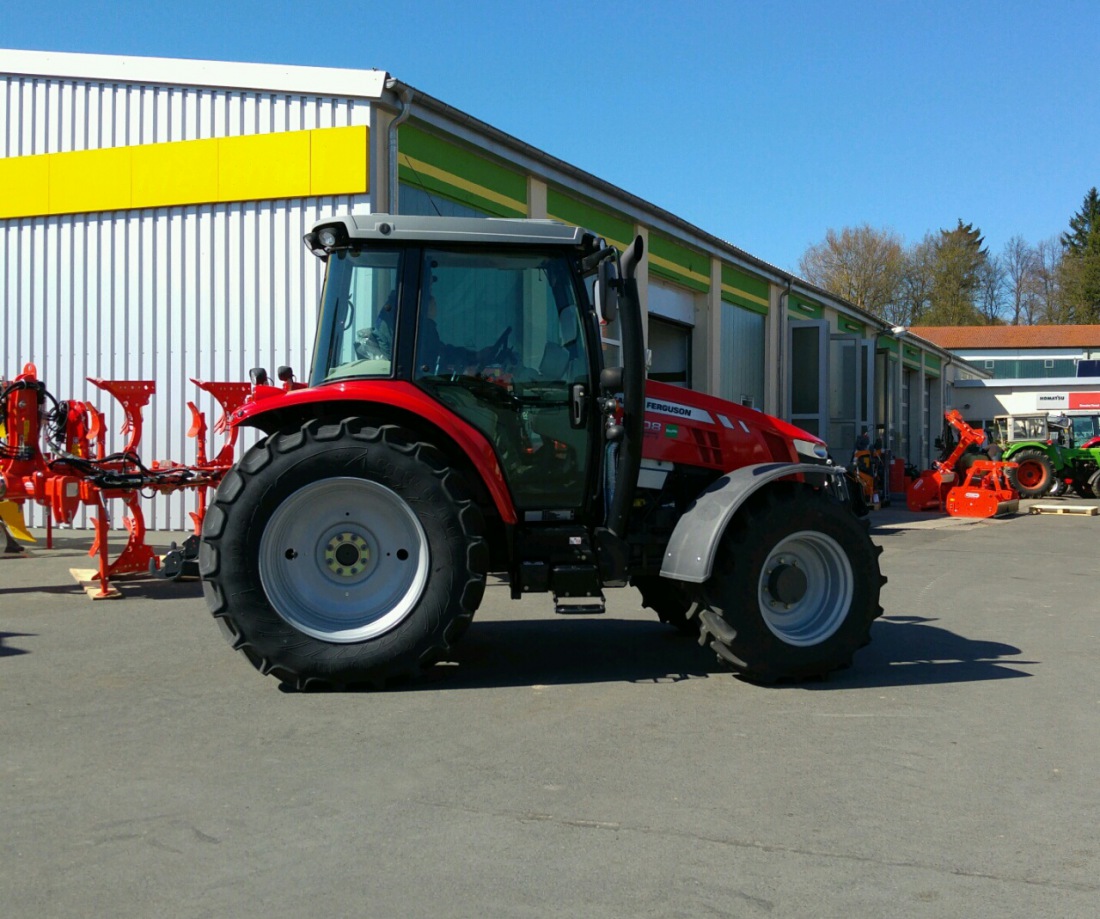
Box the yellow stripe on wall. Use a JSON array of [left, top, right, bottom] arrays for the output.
[[721, 282, 770, 308], [0, 126, 369, 219], [649, 251, 710, 288], [400, 154, 527, 215], [132, 137, 220, 208], [2, 154, 50, 215]]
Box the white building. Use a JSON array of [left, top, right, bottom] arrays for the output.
[[2, 49, 972, 527]]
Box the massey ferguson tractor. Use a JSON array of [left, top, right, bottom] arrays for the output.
[[200, 215, 885, 688]]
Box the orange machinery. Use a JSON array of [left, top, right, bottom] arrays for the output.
[[906, 409, 1019, 518], [1, 363, 252, 595]]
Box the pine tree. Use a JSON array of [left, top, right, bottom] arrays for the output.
[[923, 220, 989, 325], [1060, 188, 1100, 323]]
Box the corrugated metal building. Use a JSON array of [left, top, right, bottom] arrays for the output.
[[2, 49, 970, 528]]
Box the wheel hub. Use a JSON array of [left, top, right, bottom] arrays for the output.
[[756, 530, 855, 646], [766, 558, 808, 606], [324, 532, 370, 577], [258, 477, 430, 643]]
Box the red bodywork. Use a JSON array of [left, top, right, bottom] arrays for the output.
[[232, 376, 819, 525], [640, 380, 808, 469]]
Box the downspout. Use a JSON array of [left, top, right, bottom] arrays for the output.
[[384, 80, 414, 214], [777, 279, 791, 419]]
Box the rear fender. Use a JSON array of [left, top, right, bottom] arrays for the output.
[[233, 381, 518, 525], [660, 463, 850, 584]]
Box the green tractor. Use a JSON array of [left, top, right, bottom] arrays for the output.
[[993, 412, 1100, 499]]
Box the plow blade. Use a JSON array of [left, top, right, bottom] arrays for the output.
[[1, 500, 35, 543]]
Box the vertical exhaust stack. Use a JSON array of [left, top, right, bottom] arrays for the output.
[[606, 235, 645, 540]]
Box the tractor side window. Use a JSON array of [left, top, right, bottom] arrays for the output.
[[415, 248, 593, 511], [1072, 416, 1096, 442], [313, 249, 401, 382]]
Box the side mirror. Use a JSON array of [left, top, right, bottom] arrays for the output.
[[596, 257, 619, 324]]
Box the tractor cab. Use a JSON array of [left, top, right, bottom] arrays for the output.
[[309, 226, 606, 516]]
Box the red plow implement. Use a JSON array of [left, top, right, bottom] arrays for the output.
[[1, 364, 250, 596]]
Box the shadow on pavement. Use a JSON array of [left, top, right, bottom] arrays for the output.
[[817, 615, 1035, 690], [414, 618, 721, 690], [394, 612, 1034, 692], [0, 631, 35, 658]]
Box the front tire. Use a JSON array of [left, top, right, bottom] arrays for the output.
[[200, 420, 487, 689], [698, 484, 885, 683]]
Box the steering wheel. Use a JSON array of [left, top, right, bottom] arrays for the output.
[[487, 326, 515, 367]]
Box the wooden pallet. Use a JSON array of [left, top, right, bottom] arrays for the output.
[[1028, 503, 1099, 516], [69, 568, 123, 599]]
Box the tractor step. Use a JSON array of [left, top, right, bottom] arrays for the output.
[[1028, 503, 1099, 516], [553, 598, 606, 615]]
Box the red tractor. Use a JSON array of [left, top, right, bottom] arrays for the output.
[[200, 215, 885, 687]]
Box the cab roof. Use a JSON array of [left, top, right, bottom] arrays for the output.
[[313, 213, 592, 247]]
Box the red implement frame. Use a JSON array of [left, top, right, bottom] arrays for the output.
[[906, 409, 1019, 517], [1, 365, 250, 596]]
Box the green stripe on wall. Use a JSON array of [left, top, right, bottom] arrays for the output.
[[789, 295, 823, 319], [649, 233, 709, 292], [720, 263, 770, 313], [398, 124, 526, 217], [546, 189, 634, 251]]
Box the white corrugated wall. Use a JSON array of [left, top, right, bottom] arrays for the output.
[[1, 74, 373, 529]]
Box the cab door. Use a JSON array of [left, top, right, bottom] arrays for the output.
[[413, 247, 597, 516]]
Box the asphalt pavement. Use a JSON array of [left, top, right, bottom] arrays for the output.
[[2, 496, 1098, 918]]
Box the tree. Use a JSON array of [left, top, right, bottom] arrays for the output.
[[975, 255, 1007, 323], [1002, 235, 1039, 325], [1059, 187, 1100, 323], [922, 220, 989, 325], [898, 234, 936, 325], [1062, 187, 1100, 253], [1034, 237, 1068, 323], [798, 225, 906, 321]]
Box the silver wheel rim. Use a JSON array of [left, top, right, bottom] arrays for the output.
[[757, 530, 853, 646], [259, 477, 429, 643]]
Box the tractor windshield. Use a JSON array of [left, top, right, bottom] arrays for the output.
[[312, 248, 401, 383]]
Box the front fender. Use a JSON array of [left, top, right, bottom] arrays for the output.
[[660, 463, 850, 584]]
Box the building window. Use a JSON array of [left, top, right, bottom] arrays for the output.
[[1044, 359, 1054, 369], [984, 360, 995, 369]]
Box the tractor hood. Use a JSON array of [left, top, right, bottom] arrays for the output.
[[640, 380, 829, 471]]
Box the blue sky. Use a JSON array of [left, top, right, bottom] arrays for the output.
[[6, 0, 1097, 274]]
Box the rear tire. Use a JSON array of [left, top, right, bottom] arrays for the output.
[[698, 484, 885, 683], [1008, 449, 1054, 498], [200, 419, 487, 689], [633, 574, 701, 635]]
